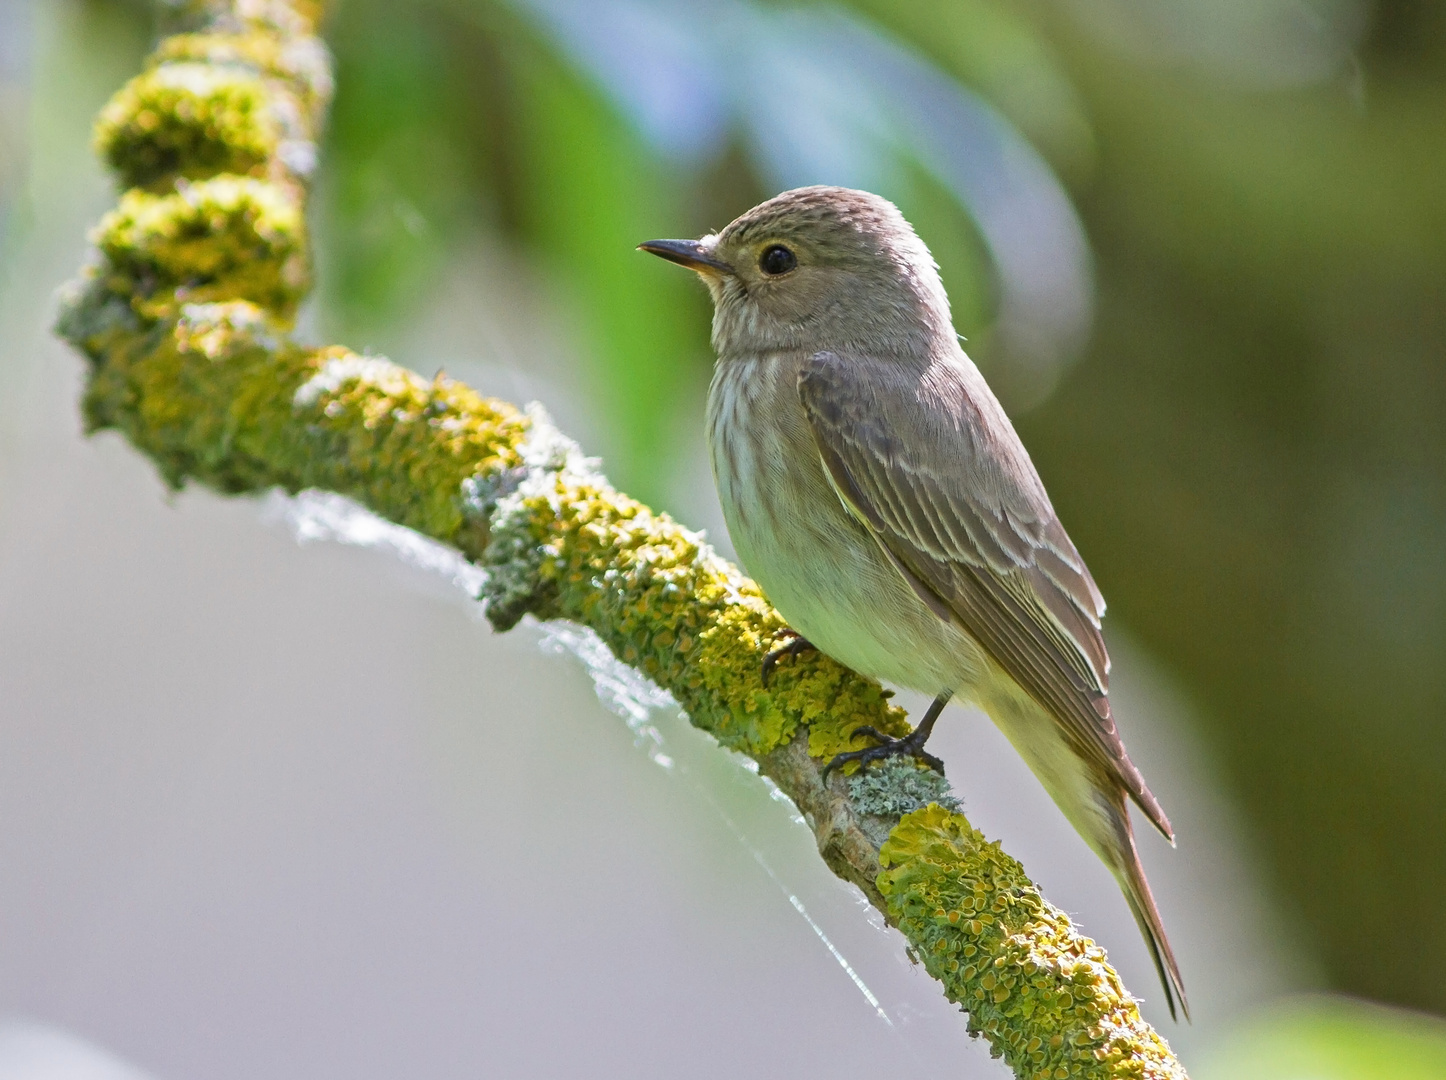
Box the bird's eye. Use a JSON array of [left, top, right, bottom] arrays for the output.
[[758, 244, 797, 276]]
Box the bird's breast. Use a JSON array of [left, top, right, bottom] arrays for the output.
[[706, 354, 986, 694]]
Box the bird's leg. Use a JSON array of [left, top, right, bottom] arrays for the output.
[[761, 628, 817, 687], [822, 690, 953, 778]]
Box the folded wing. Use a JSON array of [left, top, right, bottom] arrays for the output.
[[797, 350, 1172, 841]]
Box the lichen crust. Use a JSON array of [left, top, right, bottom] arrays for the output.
[[93, 176, 308, 322], [157, 0, 323, 39], [879, 806, 1185, 1079], [152, 30, 333, 128], [96, 61, 281, 189], [69, 297, 529, 540], [850, 757, 961, 818], [480, 407, 913, 760], [54, 4, 1191, 1075]]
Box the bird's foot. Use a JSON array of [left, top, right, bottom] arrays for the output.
[[822, 724, 946, 779], [761, 630, 816, 687]]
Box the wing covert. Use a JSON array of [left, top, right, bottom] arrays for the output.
[[798, 350, 1171, 839]]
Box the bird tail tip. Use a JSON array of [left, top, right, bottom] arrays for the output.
[[1119, 831, 1190, 1023]]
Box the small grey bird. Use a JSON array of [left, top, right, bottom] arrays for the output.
[[640, 186, 1186, 1020]]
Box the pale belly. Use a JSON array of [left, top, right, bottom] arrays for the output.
[[706, 357, 988, 696]]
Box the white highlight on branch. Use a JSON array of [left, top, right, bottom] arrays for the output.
[[264, 489, 488, 597], [538, 622, 676, 769], [292, 354, 423, 407], [258, 428, 908, 1046]]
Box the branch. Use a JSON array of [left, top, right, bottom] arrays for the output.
[[56, 3, 1187, 1076]]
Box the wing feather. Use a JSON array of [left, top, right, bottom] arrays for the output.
[[798, 351, 1171, 840]]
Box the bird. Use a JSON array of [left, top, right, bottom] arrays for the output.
[[639, 185, 1187, 1020]]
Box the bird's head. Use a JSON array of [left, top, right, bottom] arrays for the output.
[[640, 186, 953, 360]]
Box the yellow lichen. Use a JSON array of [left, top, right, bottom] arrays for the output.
[[93, 176, 307, 322], [53, 5, 1191, 1076], [96, 62, 280, 189], [158, 0, 323, 39], [490, 473, 912, 759], [879, 806, 1185, 1078], [152, 31, 332, 126], [77, 299, 527, 534]]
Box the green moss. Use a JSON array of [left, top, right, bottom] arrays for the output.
[[56, 5, 1189, 1074], [96, 62, 279, 189], [82, 300, 312, 490], [73, 300, 529, 542], [879, 806, 1184, 1078], [289, 347, 530, 547], [480, 444, 914, 760], [54, 277, 145, 368], [93, 176, 308, 323]]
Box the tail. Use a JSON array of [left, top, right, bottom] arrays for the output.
[[1113, 811, 1190, 1022], [977, 688, 1188, 1017]]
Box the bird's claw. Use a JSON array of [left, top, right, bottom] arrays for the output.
[[761, 631, 816, 687], [822, 724, 946, 779]]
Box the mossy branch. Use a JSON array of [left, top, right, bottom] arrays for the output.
[[55, 3, 1187, 1077]]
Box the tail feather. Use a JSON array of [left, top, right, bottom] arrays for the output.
[[979, 688, 1187, 1018], [1116, 816, 1190, 1022]]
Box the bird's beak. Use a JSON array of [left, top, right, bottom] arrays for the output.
[[637, 238, 732, 275]]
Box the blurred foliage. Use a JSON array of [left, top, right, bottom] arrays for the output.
[[1194, 996, 1446, 1079], [58, 0, 1446, 1024], [500, 26, 707, 500], [317, 0, 710, 501], [844, 0, 1094, 175], [321, 2, 477, 334], [1018, 3, 1446, 1014], [313, 0, 1095, 500]]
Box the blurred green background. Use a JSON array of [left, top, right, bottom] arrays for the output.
[[2, 0, 1445, 1075], [318, 0, 1446, 1015]]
